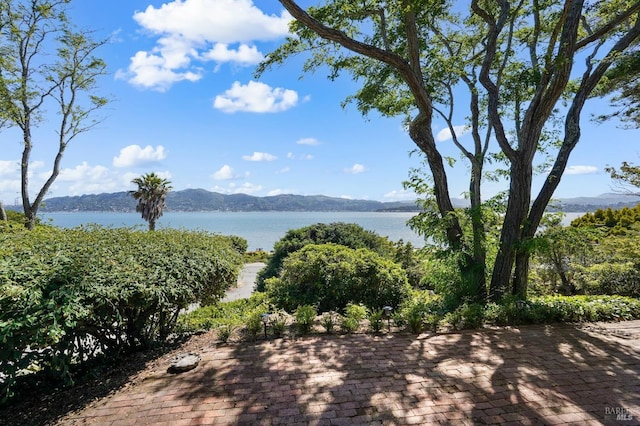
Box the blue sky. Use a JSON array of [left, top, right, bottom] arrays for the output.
[[0, 0, 637, 206]]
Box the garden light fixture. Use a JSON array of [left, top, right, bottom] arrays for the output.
[[383, 306, 393, 332], [261, 313, 270, 339]]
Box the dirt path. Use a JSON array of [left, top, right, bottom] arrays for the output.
[[222, 262, 265, 302]]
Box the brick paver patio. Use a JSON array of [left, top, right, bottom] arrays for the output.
[[58, 321, 640, 425]]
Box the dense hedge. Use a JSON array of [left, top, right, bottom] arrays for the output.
[[0, 224, 244, 402], [395, 292, 640, 332], [255, 222, 396, 291], [265, 243, 410, 312]]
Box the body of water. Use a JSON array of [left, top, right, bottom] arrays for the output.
[[40, 211, 425, 251], [39, 210, 587, 252]]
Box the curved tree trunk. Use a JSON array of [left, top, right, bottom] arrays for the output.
[[409, 115, 485, 302], [512, 17, 640, 297], [489, 157, 532, 300]]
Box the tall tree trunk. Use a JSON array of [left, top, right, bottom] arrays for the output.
[[489, 157, 532, 300], [0, 201, 6, 221], [469, 161, 487, 302], [512, 250, 530, 298], [410, 115, 486, 302], [513, 18, 640, 296]]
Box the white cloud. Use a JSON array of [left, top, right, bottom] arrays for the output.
[[212, 164, 240, 180], [277, 167, 290, 174], [287, 152, 313, 160], [565, 165, 598, 175], [214, 81, 298, 113], [120, 0, 292, 91], [113, 145, 167, 168], [117, 51, 202, 92], [383, 189, 417, 201], [242, 151, 277, 162], [344, 163, 366, 174], [0, 161, 20, 196], [30, 161, 45, 171], [202, 43, 263, 66], [267, 188, 292, 196], [296, 137, 320, 146], [58, 162, 110, 182], [436, 125, 471, 142], [213, 182, 263, 194], [0, 160, 17, 176], [52, 163, 173, 196]]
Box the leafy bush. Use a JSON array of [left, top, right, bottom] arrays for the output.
[[0, 225, 243, 403], [269, 310, 290, 337], [0, 209, 29, 228], [574, 262, 640, 297], [344, 303, 368, 322], [484, 295, 640, 325], [295, 305, 317, 335], [339, 316, 359, 333], [245, 311, 266, 340], [179, 293, 269, 331], [255, 222, 396, 291], [244, 250, 271, 263], [398, 290, 443, 333], [216, 324, 235, 343], [442, 303, 485, 330], [368, 310, 385, 333], [320, 311, 339, 333], [265, 244, 410, 313]]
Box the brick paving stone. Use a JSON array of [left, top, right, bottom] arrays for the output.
[[52, 320, 640, 426]]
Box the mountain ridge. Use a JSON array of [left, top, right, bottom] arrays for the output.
[[7, 189, 639, 213]]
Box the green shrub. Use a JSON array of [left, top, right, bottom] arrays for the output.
[[244, 250, 271, 263], [216, 324, 235, 343], [295, 305, 317, 335], [398, 290, 443, 334], [339, 316, 359, 333], [245, 311, 265, 340], [0, 225, 243, 403], [226, 235, 249, 255], [269, 310, 290, 337], [442, 303, 485, 330], [255, 222, 396, 291], [320, 311, 338, 333], [483, 295, 640, 325], [179, 293, 269, 331], [574, 262, 640, 297], [265, 244, 410, 313], [368, 310, 385, 333], [344, 303, 368, 322]]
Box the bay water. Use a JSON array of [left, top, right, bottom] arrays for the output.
[[40, 211, 425, 251], [40, 211, 586, 252]]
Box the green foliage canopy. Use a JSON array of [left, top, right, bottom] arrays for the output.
[[130, 173, 173, 231], [260, 0, 640, 301], [0, 224, 243, 402], [265, 243, 410, 313], [255, 222, 396, 291], [0, 0, 110, 229]]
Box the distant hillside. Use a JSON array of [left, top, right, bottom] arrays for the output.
[[34, 189, 419, 212], [8, 190, 637, 213], [548, 193, 640, 212]]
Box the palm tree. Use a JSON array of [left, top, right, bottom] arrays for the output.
[[130, 173, 172, 231]]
